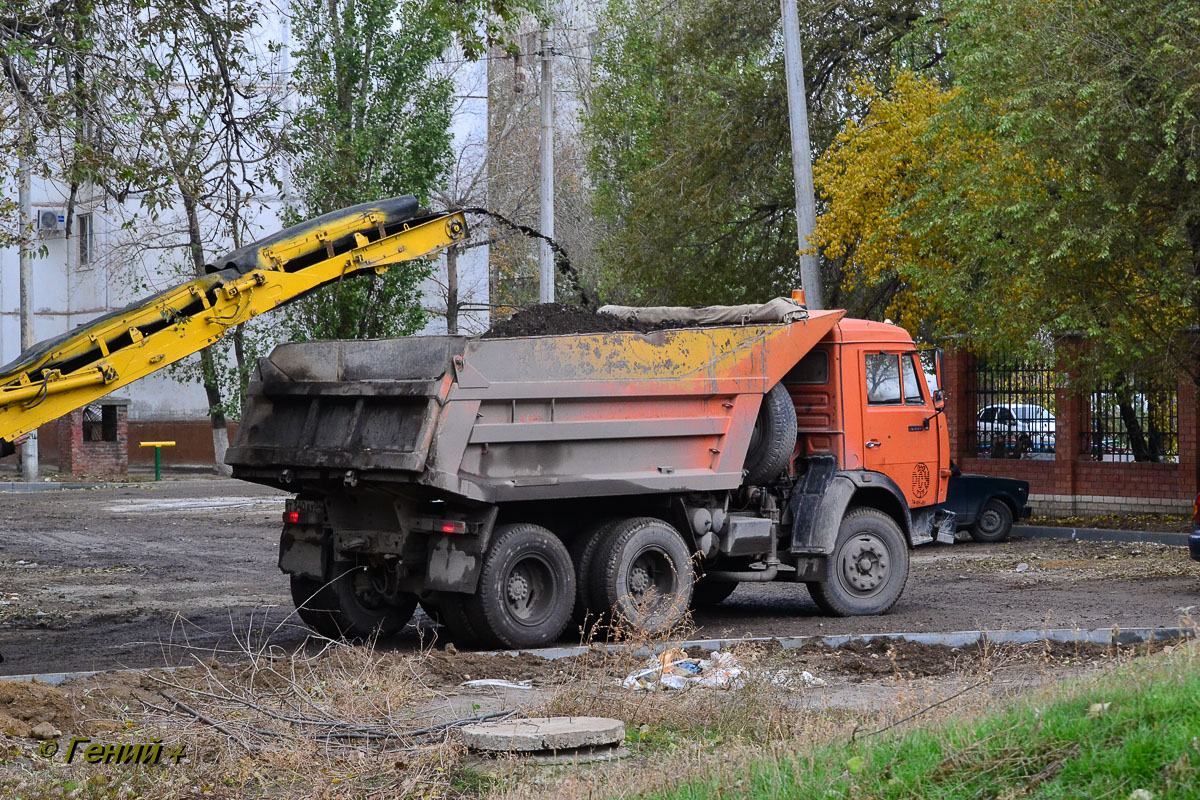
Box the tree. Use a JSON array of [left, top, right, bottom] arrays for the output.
[[809, 71, 965, 332], [2, 0, 287, 471], [281, 0, 456, 341], [902, 0, 1200, 384], [585, 0, 934, 308]]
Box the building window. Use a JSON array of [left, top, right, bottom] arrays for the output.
[[83, 404, 118, 442], [78, 212, 94, 267]]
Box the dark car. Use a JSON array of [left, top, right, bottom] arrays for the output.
[[1189, 494, 1200, 562], [943, 465, 1032, 542]]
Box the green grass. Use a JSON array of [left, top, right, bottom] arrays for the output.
[[643, 648, 1200, 799]]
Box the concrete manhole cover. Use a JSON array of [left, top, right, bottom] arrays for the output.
[[461, 716, 624, 761]]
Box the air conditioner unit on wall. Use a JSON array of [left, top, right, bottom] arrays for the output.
[[37, 209, 65, 235]]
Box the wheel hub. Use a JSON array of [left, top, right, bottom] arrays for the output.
[[629, 565, 652, 594], [980, 509, 1001, 532], [507, 572, 530, 604], [842, 536, 888, 592]]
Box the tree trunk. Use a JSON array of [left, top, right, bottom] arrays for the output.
[[181, 191, 232, 476], [233, 325, 247, 418], [446, 245, 459, 335], [1117, 391, 1156, 463]]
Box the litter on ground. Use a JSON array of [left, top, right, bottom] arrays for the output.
[[621, 648, 744, 690], [459, 679, 534, 690]]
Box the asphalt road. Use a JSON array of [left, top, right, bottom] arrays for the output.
[[2, 479, 1197, 676]]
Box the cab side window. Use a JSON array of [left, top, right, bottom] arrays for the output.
[[865, 354, 902, 405]]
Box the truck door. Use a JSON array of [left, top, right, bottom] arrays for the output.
[[860, 351, 942, 507]]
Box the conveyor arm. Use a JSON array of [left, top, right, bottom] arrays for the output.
[[0, 197, 467, 448]]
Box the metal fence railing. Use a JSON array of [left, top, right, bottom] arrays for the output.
[[968, 361, 1062, 460], [1083, 386, 1178, 463]]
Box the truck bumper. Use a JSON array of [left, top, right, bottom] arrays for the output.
[[1020, 505, 1032, 520], [1188, 531, 1200, 563]]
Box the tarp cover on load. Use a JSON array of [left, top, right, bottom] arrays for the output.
[[597, 297, 808, 326]]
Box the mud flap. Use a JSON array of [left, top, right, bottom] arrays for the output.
[[425, 534, 483, 593], [279, 526, 327, 579], [790, 468, 855, 555]]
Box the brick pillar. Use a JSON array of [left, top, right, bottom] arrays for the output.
[[1054, 387, 1081, 506], [942, 345, 976, 464], [56, 398, 130, 476], [1178, 378, 1198, 499], [1055, 335, 1085, 513], [57, 408, 85, 474]]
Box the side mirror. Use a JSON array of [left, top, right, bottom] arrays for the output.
[[933, 388, 946, 410]]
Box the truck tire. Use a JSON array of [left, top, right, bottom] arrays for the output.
[[690, 577, 738, 609], [807, 508, 908, 616], [569, 519, 619, 630], [589, 517, 694, 634], [463, 523, 575, 649], [743, 383, 798, 485], [424, 591, 488, 646], [969, 499, 1013, 543], [290, 561, 417, 641]]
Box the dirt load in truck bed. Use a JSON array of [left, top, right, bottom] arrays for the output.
[[480, 303, 687, 338]]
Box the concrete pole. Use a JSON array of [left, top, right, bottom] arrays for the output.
[[17, 97, 38, 481], [780, 0, 822, 309], [537, 26, 555, 304]]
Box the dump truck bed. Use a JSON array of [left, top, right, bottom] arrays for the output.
[[227, 309, 845, 501]]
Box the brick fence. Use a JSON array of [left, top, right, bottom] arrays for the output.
[[944, 349, 1198, 516], [35, 418, 240, 473]]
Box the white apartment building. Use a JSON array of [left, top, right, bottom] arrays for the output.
[[0, 31, 492, 468]]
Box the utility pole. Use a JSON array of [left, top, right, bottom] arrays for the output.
[[780, 0, 822, 310], [537, 25, 555, 304], [17, 95, 38, 481]]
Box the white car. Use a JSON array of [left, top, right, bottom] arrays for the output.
[[977, 404, 1056, 454]]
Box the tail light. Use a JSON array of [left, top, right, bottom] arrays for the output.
[[284, 511, 301, 524], [1193, 493, 1200, 527]]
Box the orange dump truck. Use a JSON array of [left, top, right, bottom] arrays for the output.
[[226, 299, 955, 649]]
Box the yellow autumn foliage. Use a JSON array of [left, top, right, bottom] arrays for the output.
[[810, 71, 966, 331]]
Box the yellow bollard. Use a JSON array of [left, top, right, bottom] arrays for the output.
[[138, 441, 176, 481]]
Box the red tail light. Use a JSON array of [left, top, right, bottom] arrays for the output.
[[1193, 493, 1199, 527], [284, 511, 300, 524], [439, 520, 468, 534]]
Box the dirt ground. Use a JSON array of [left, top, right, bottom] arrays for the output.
[[2, 479, 1198, 677]]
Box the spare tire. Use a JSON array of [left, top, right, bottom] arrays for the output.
[[742, 382, 798, 485]]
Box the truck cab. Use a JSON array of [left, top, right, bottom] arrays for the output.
[[789, 320, 949, 510]]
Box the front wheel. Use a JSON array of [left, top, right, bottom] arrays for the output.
[[807, 508, 909, 616], [290, 560, 417, 641], [970, 499, 1013, 543]]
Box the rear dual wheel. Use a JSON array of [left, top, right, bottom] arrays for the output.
[[462, 523, 575, 650], [586, 517, 693, 634], [290, 559, 417, 641], [690, 576, 738, 609]]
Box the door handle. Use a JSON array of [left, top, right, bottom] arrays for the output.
[[866, 440, 882, 448]]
